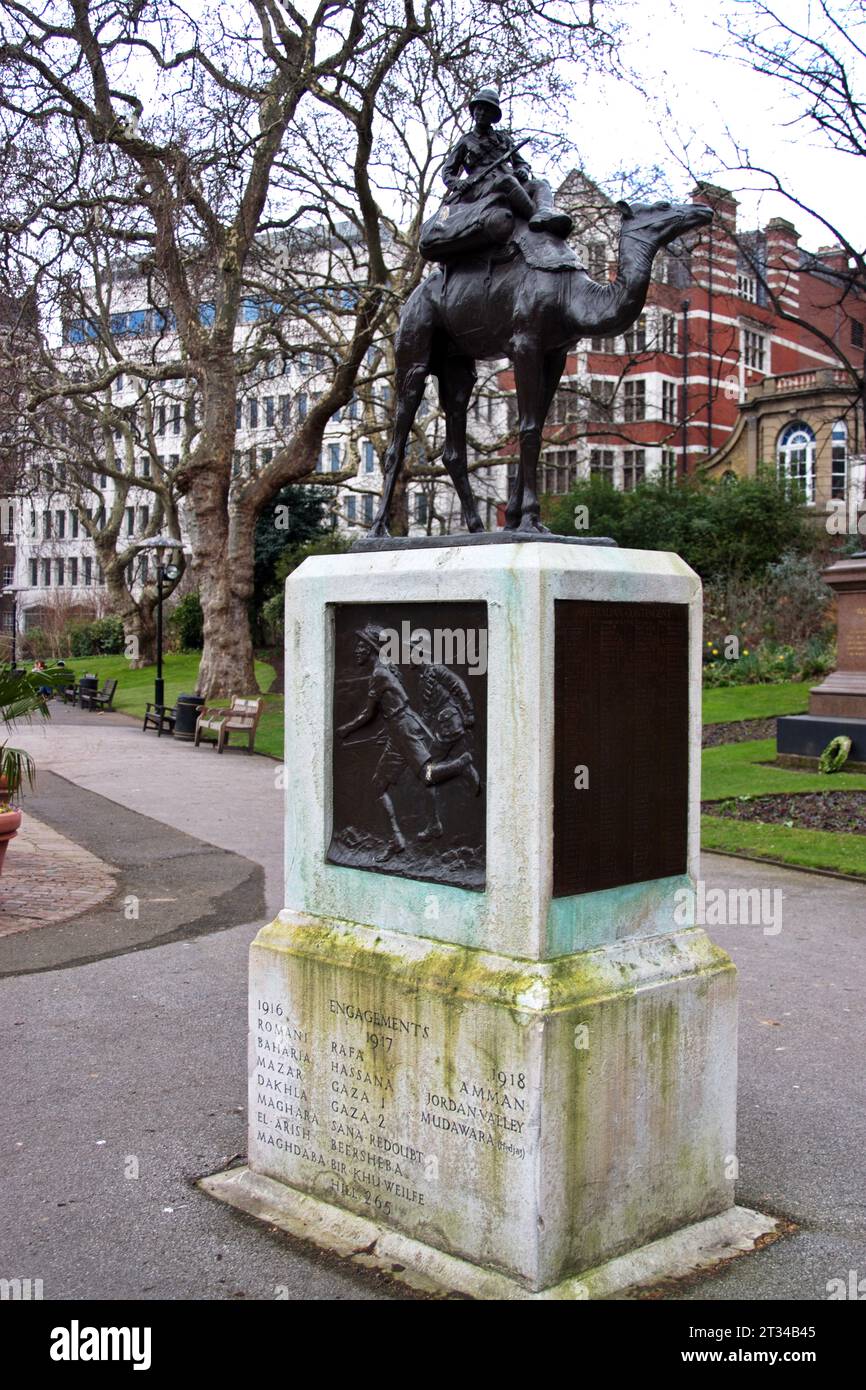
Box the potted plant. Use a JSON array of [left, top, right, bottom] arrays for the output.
[[0, 664, 64, 876]]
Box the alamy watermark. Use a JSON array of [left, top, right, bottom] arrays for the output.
[[674, 882, 783, 936], [377, 621, 487, 676]]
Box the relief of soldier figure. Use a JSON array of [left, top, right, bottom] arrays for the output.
[[336, 626, 481, 865]]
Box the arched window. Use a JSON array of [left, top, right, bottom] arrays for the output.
[[831, 420, 848, 500], [777, 422, 816, 503]]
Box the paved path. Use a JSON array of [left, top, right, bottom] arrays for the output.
[[1, 704, 864, 1300], [0, 813, 116, 937]]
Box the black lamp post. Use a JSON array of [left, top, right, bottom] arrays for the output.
[[138, 537, 181, 709]]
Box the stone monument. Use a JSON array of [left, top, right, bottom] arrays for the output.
[[777, 551, 866, 770], [202, 85, 777, 1297]]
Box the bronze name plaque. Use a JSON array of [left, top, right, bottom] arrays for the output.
[[328, 602, 487, 891], [553, 600, 689, 897]]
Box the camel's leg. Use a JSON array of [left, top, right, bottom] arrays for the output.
[[369, 359, 428, 537], [435, 353, 484, 533], [370, 290, 436, 537], [504, 346, 567, 531]]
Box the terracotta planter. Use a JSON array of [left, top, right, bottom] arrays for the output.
[[0, 807, 23, 876]]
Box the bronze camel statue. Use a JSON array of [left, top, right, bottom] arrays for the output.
[[370, 198, 713, 535]]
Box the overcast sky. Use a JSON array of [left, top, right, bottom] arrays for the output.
[[549, 0, 866, 251]]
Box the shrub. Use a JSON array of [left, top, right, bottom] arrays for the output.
[[66, 615, 125, 656], [260, 592, 284, 641], [545, 473, 813, 580], [168, 592, 204, 651]]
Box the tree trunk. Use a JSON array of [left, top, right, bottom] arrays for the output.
[[100, 549, 158, 666], [189, 471, 258, 698]]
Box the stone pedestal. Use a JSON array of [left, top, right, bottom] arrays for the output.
[[204, 540, 774, 1297], [778, 552, 866, 769]]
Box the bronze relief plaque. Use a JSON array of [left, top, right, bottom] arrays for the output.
[[328, 602, 487, 890], [553, 599, 689, 897]]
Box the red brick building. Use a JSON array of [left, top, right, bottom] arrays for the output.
[[504, 174, 866, 504]]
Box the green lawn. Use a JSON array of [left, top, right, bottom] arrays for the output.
[[702, 737, 866, 877], [63, 653, 280, 752], [702, 681, 811, 725]]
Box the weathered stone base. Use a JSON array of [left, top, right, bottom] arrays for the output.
[[243, 911, 739, 1292], [200, 1166, 780, 1300]]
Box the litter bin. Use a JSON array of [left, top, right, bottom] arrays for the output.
[[78, 674, 98, 709], [174, 692, 205, 742]]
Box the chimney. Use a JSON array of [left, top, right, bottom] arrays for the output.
[[765, 217, 800, 316], [689, 183, 739, 293]]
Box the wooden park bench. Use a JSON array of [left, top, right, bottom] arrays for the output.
[[194, 696, 263, 754], [82, 678, 118, 711], [142, 702, 176, 736]]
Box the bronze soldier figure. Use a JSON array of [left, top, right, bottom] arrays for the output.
[[441, 85, 573, 239]]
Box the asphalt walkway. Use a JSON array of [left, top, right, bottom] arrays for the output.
[[1, 703, 863, 1300]]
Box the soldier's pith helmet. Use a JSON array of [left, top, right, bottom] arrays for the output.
[[354, 624, 385, 654], [468, 86, 502, 123]]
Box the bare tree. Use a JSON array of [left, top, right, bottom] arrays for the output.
[[689, 1, 866, 435], [0, 0, 616, 696]]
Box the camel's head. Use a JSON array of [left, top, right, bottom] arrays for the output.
[[616, 198, 713, 249]]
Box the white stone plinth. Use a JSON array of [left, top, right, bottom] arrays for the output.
[[206, 540, 750, 1297]]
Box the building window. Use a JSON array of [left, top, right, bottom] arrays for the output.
[[831, 420, 848, 500], [346, 495, 357, 524], [41, 559, 51, 586], [29, 508, 37, 538], [415, 492, 429, 524], [589, 449, 615, 483], [541, 449, 580, 495], [590, 335, 616, 353], [588, 379, 615, 421], [298, 393, 308, 421], [172, 403, 181, 435], [548, 385, 580, 426], [662, 380, 677, 423], [363, 493, 374, 525], [661, 448, 677, 486], [30, 559, 38, 586], [348, 397, 360, 421], [2, 564, 13, 585], [69, 557, 78, 586], [139, 556, 148, 583], [737, 273, 757, 303], [623, 379, 646, 422], [586, 241, 606, 279], [623, 449, 645, 491], [852, 320, 865, 349], [363, 441, 376, 473], [43, 510, 52, 539], [280, 394, 291, 427], [328, 442, 341, 473], [70, 510, 79, 538], [55, 510, 66, 538], [743, 329, 766, 371], [138, 506, 150, 533], [265, 396, 275, 427], [777, 421, 816, 504], [157, 403, 166, 434], [55, 558, 65, 586], [248, 398, 259, 430], [660, 313, 677, 354], [624, 314, 646, 355], [261, 448, 272, 465], [126, 506, 135, 536], [140, 455, 151, 479], [84, 556, 92, 586]]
